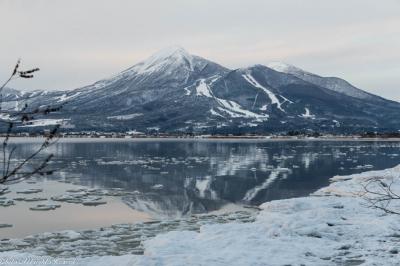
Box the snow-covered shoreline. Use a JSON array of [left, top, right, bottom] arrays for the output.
[[2, 165, 400, 265]]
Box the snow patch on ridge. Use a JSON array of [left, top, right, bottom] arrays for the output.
[[19, 119, 70, 127], [107, 113, 143, 120], [183, 87, 191, 96], [242, 74, 285, 112], [300, 108, 315, 119], [196, 79, 213, 98], [196, 78, 268, 121], [56, 92, 82, 103], [210, 108, 224, 118], [267, 61, 306, 75], [215, 98, 268, 121]]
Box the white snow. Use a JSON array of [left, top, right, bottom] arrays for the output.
[[195, 79, 213, 98], [126, 130, 144, 135], [107, 113, 143, 120], [300, 107, 316, 119], [0, 113, 13, 121], [267, 61, 304, 74], [333, 120, 340, 127], [195, 77, 268, 121], [183, 87, 191, 96], [216, 98, 268, 121], [209, 108, 224, 118], [280, 95, 293, 104], [55, 92, 82, 103], [242, 74, 285, 112], [19, 119, 69, 127]]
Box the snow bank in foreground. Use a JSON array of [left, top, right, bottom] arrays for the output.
[[2, 166, 400, 265]]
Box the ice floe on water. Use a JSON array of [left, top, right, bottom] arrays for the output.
[[0, 185, 10, 195], [0, 211, 255, 258], [0, 199, 14, 207], [0, 180, 151, 238], [16, 188, 43, 194], [29, 203, 61, 211]]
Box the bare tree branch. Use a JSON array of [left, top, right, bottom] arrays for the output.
[[360, 177, 400, 215], [0, 60, 62, 184]]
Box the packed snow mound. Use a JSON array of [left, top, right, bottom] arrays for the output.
[[316, 164, 400, 198]]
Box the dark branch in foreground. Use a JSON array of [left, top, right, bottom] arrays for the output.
[[360, 177, 400, 215], [0, 60, 63, 184]]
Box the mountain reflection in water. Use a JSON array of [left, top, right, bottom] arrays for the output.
[[10, 139, 400, 218]]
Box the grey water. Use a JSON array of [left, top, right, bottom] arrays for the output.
[[13, 139, 400, 210], [2, 138, 400, 237]]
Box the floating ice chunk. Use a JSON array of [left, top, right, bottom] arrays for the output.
[[0, 223, 12, 228], [13, 197, 47, 202], [353, 164, 374, 170], [16, 188, 43, 194], [30, 203, 61, 211], [82, 200, 107, 206], [0, 199, 14, 207], [151, 184, 164, 190], [0, 185, 9, 195]]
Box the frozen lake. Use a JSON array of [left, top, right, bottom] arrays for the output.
[[1, 138, 400, 238]]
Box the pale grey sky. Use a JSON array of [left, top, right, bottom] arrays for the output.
[[1, 0, 399, 101]]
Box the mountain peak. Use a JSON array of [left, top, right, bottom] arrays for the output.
[[266, 62, 309, 75], [129, 46, 194, 75], [151, 45, 189, 59]]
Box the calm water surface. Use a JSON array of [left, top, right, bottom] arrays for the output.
[[1, 138, 400, 237]]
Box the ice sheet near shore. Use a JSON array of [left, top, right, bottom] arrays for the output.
[[2, 165, 400, 265]]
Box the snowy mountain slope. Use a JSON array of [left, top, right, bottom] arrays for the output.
[[267, 62, 389, 103], [2, 47, 400, 133]]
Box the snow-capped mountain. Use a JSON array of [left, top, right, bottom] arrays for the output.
[[3, 46, 400, 133]]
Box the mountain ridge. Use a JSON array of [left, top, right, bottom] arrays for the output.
[[2, 47, 400, 134]]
